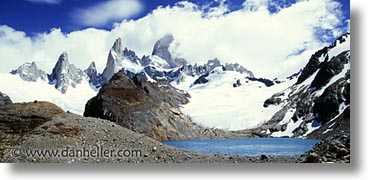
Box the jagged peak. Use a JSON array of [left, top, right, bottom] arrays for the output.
[[52, 51, 70, 70], [112, 37, 123, 53], [86, 61, 96, 70], [152, 33, 174, 56]]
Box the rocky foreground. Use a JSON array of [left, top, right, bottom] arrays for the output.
[[1, 101, 302, 163], [0, 100, 350, 163]]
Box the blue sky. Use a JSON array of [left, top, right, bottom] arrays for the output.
[[0, 0, 350, 36], [0, 0, 350, 78]]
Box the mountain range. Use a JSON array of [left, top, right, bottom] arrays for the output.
[[10, 33, 254, 95], [0, 32, 350, 163], [2, 32, 350, 140]]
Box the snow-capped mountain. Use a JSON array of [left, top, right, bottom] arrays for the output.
[[48, 52, 89, 93], [1, 32, 350, 139], [2, 34, 253, 115], [258, 33, 350, 138], [100, 37, 142, 85], [176, 66, 294, 131], [84, 61, 99, 87], [10, 61, 48, 82], [98, 34, 253, 85]]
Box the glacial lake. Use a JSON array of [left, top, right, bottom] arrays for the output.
[[163, 138, 319, 156]]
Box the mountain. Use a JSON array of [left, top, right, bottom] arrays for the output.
[[48, 52, 89, 94], [151, 33, 187, 68], [10, 61, 47, 82], [84, 61, 100, 87], [256, 33, 350, 139], [100, 38, 142, 84], [2, 32, 350, 140], [84, 71, 206, 140], [176, 66, 294, 131]]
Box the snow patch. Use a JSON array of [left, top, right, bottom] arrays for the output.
[[0, 73, 97, 115], [179, 68, 295, 131]]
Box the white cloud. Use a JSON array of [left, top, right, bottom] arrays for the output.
[[25, 0, 62, 4], [0, 0, 347, 79], [74, 0, 144, 27], [0, 25, 110, 73]]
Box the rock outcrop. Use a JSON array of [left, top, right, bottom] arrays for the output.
[[84, 71, 206, 140], [258, 33, 350, 139], [84, 62, 100, 87], [0, 92, 12, 106]]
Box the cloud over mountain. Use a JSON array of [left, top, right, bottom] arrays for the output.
[[0, 0, 348, 78]]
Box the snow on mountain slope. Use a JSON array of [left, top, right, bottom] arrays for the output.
[[0, 73, 97, 115], [261, 33, 350, 138], [177, 67, 296, 131]]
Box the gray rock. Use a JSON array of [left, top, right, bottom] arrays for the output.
[[0, 92, 12, 106], [84, 62, 100, 86], [84, 71, 204, 141], [48, 52, 89, 94], [100, 38, 141, 84], [152, 34, 187, 68]]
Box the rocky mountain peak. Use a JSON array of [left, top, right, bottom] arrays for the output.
[[10, 61, 48, 82], [152, 34, 174, 62], [152, 34, 187, 68], [84, 61, 100, 86], [112, 37, 123, 53], [49, 52, 88, 94]]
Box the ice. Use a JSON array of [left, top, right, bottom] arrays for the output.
[[178, 67, 295, 131], [0, 73, 97, 115]]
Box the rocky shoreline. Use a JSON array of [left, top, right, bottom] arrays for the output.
[[0, 100, 348, 163]]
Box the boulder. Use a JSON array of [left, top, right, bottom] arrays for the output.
[[0, 92, 12, 106], [303, 152, 320, 163]]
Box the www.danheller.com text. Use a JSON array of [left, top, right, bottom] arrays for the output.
[[11, 146, 143, 158]]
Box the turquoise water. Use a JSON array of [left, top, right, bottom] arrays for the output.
[[163, 138, 319, 156]]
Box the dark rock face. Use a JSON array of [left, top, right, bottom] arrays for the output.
[[263, 96, 282, 108], [84, 71, 205, 141], [296, 33, 350, 85], [296, 47, 327, 85], [48, 52, 88, 94], [84, 62, 100, 86], [0, 92, 12, 106], [313, 71, 350, 123], [310, 51, 349, 90], [193, 72, 209, 86], [258, 34, 350, 139], [247, 77, 274, 87], [11, 61, 47, 82]]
